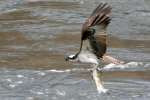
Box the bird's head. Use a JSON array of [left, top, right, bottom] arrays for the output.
[[65, 54, 78, 62]]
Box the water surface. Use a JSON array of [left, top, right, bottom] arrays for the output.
[[0, 0, 150, 100]]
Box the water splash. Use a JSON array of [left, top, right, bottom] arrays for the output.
[[46, 62, 145, 73], [46, 68, 91, 73], [103, 62, 143, 71]]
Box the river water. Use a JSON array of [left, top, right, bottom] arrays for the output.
[[0, 0, 150, 100]]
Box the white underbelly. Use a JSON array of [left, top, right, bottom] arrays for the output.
[[77, 51, 99, 65]]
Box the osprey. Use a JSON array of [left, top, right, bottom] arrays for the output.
[[65, 3, 124, 93]]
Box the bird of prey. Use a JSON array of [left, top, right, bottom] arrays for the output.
[[65, 3, 124, 93]]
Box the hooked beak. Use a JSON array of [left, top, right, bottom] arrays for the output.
[[64, 55, 69, 61]]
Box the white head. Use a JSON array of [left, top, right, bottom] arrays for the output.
[[65, 54, 78, 62]]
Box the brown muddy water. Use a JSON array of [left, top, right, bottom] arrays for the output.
[[0, 0, 150, 100]]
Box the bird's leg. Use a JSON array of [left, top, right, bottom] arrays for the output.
[[92, 64, 108, 93]]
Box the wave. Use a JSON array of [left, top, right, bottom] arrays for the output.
[[46, 61, 150, 73]]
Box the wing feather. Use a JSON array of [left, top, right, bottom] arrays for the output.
[[80, 3, 111, 58], [82, 3, 111, 39]]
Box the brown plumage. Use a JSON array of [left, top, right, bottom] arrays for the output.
[[80, 3, 111, 58], [65, 3, 124, 93]]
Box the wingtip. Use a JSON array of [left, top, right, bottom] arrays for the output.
[[91, 3, 112, 16]]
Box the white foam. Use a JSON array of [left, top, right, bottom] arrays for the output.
[[16, 81, 23, 84], [56, 89, 66, 96], [47, 69, 71, 73], [30, 90, 44, 95], [6, 78, 12, 82], [38, 72, 46, 76], [46, 68, 92, 73], [26, 97, 34, 100], [36, 91, 44, 95], [103, 62, 143, 70], [26, 0, 46, 2], [144, 63, 150, 68], [9, 84, 16, 88], [45, 62, 143, 73], [17, 74, 24, 78], [97, 88, 108, 94]]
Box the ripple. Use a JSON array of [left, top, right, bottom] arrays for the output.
[[16, 81, 23, 84], [0, 0, 149, 100], [16, 74, 24, 78], [9, 84, 16, 88], [5, 78, 12, 82], [56, 89, 66, 96], [37, 72, 46, 76]]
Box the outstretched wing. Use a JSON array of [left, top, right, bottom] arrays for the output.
[[80, 3, 111, 58]]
